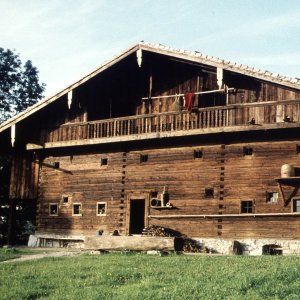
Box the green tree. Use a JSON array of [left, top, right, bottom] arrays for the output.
[[0, 48, 45, 123], [0, 48, 45, 244], [0, 156, 10, 244]]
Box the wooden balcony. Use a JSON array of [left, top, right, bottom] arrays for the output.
[[38, 100, 300, 149]]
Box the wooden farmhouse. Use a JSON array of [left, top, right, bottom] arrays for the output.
[[2, 42, 300, 253]]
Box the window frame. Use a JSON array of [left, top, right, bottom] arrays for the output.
[[204, 188, 214, 199], [72, 203, 82, 216], [61, 194, 71, 205], [241, 200, 253, 213], [243, 147, 253, 156], [266, 192, 278, 204], [140, 154, 148, 163], [49, 203, 59, 216], [100, 158, 108, 166], [96, 202, 107, 216], [194, 150, 203, 159], [292, 198, 300, 212]]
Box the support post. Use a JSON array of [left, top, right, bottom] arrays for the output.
[[7, 198, 15, 246]]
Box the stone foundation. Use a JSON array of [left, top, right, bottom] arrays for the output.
[[28, 234, 300, 255], [193, 238, 300, 255]]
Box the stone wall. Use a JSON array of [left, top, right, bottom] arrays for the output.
[[194, 237, 300, 255], [28, 234, 300, 255]]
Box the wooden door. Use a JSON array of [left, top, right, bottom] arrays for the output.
[[129, 199, 145, 234]]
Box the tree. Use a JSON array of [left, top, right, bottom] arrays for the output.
[[0, 48, 46, 123], [0, 156, 10, 245], [0, 48, 45, 244]]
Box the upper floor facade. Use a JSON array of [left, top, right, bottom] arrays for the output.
[[1, 42, 300, 152]]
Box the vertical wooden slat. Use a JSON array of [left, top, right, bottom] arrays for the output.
[[145, 117, 148, 133], [113, 120, 117, 137], [127, 120, 130, 135], [207, 111, 210, 128]]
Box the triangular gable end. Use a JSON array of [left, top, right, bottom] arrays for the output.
[[1, 41, 300, 133]]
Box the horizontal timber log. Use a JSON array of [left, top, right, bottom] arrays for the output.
[[84, 236, 183, 251], [149, 213, 300, 218]]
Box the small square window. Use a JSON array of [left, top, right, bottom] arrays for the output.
[[293, 199, 300, 212], [266, 192, 278, 203], [296, 145, 300, 154], [72, 203, 82, 216], [53, 162, 60, 169], [49, 203, 58, 216], [194, 150, 203, 159], [97, 202, 107, 216], [204, 188, 214, 198], [62, 196, 69, 203], [140, 154, 148, 163], [241, 200, 253, 213], [243, 147, 253, 156], [100, 158, 108, 166], [150, 191, 158, 198]]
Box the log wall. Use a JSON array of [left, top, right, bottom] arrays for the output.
[[9, 152, 40, 199], [37, 140, 300, 239]]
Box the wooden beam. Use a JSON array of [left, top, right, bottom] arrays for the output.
[[26, 143, 43, 150], [7, 198, 15, 246], [10, 124, 15, 147], [84, 236, 183, 251], [149, 212, 300, 219], [277, 183, 286, 205]]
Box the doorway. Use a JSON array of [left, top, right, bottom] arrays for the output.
[[129, 199, 145, 234]]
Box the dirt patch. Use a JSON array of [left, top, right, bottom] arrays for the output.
[[1, 248, 84, 264]]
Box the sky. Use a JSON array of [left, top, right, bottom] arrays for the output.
[[1, 0, 300, 98]]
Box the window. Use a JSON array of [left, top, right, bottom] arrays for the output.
[[100, 158, 108, 166], [194, 150, 203, 159], [266, 192, 278, 203], [53, 162, 60, 169], [293, 199, 300, 212], [204, 188, 214, 198], [97, 202, 107, 216], [72, 203, 82, 216], [150, 191, 158, 198], [140, 154, 148, 163], [243, 147, 253, 156], [49, 203, 58, 216], [241, 200, 253, 213], [62, 195, 69, 204], [296, 145, 300, 154]]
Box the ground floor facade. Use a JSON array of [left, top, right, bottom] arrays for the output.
[[35, 135, 300, 242]]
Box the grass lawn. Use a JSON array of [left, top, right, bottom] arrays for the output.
[[1, 252, 300, 299]]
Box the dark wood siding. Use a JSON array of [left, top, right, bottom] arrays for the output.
[[9, 152, 40, 199], [37, 140, 300, 239]]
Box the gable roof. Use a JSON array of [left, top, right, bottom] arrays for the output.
[[1, 41, 300, 133]]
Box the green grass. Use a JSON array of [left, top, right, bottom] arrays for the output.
[[1, 253, 300, 299]]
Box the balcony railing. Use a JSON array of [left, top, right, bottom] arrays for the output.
[[42, 100, 300, 144]]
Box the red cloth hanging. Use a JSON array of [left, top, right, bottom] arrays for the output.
[[184, 92, 195, 112]]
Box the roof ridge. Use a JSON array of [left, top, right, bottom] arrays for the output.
[[139, 41, 300, 86]]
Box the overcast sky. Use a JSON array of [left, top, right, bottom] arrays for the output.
[[1, 0, 300, 97]]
